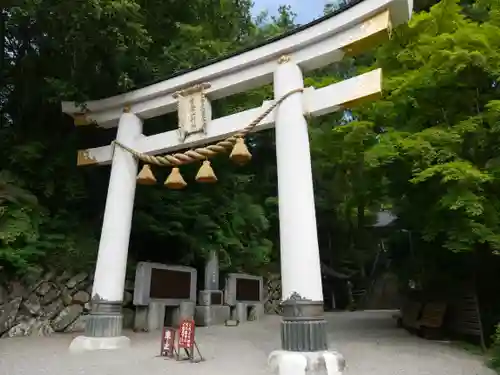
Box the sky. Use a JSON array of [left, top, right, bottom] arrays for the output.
[[252, 0, 329, 24]]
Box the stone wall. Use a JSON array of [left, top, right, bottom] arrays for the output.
[[264, 273, 282, 315], [0, 270, 279, 337], [0, 271, 135, 338]]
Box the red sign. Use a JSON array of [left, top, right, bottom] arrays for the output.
[[178, 319, 195, 349], [160, 327, 176, 357]]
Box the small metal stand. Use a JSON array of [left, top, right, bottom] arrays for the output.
[[176, 342, 203, 363], [224, 319, 240, 327]]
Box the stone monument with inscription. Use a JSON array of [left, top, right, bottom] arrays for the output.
[[225, 273, 265, 322], [195, 251, 231, 326], [133, 262, 197, 331]]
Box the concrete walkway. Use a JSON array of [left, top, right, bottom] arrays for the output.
[[0, 310, 495, 375]]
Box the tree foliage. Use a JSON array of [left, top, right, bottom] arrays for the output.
[[366, 0, 500, 254], [0, 0, 301, 276], [317, 0, 500, 288], [2, 0, 500, 301]]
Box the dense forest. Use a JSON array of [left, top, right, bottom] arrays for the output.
[[3, 0, 500, 356]]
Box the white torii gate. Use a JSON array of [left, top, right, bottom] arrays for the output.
[[62, 0, 412, 372]]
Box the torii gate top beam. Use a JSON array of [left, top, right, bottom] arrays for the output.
[[62, 0, 412, 128]]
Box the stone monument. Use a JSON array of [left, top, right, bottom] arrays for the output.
[[194, 251, 231, 326], [224, 273, 265, 322], [133, 262, 197, 332]]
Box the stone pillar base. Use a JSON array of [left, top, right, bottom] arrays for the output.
[[280, 297, 328, 352], [69, 299, 129, 353], [69, 335, 131, 354], [85, 300, 123, 337], [281, 319, 328, 352], [85, 312, 123, 337], [134, 306, 148, 331], [249, 303, 265, 321], [232, 302, 248, 322], [268, 350, 346, 375]]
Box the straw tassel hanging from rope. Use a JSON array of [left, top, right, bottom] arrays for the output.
[[196, 160, 217, 183], [164, 167, 187, 189], [137, 164, 157, 185], [230, 137, 252, 165], [112, 87, 303, 188]]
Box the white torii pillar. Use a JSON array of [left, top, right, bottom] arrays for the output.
[[267, 57, 345, 375], [69, 110, 142, 352]]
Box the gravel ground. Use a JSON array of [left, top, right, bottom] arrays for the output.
[[0, 310, 495, 375]]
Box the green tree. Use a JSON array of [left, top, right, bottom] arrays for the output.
[[318, 0, 500, 289], [0, 0, 298, 276]]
